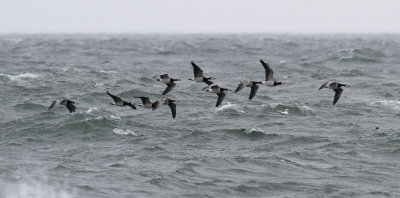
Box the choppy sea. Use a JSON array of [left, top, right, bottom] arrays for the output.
[[0, 34, 399, 198]]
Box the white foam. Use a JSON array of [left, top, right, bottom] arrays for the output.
[[95, 82, 104, 86], [100, 70, 117, 74], [245, 128, 264, 134], [113, 128, 137, 136], [371, 100, 400, 110], [86, 107, 98, 114], [1, 73, 40, 81], [109, 115, 121, 120], [216, 102, 245, 113], [4, 178, 75, 198]]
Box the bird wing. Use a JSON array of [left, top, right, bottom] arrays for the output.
[[249, 84, 259, 100], [191, 61, 203, 77], [333, 88, 343, 105], [216, 93, 226, 107], [319, 81, 330, 90], [48, 100, 60, 110], [204, 79, 214, 85], [135, 97, 151, 105], [123, 101, 136, 109], [162, 83, 176, 95], [260, 59, 274, 81], [65, 102, 76, 113], [152, 100, 161, 110], [234, 81, 249, 93], [167, 102, 176, 118], [107, 91, 123, 103]]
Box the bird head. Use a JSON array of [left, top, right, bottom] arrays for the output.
[[188, 78, 194, 81], [73, 101, 79, 105], [346, 84, 350, 88], [130, 102, 135, 105], [210, 77, 216, 80], [226, 88, 232, 91]]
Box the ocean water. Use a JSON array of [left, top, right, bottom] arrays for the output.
[[0, 34, 399, 198]]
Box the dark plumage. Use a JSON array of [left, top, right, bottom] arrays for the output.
[[319, 82, 350, 105], [207, 85, 232, 107], [152, 99, 179, 118], [107, 91, 136, 109], [48, 99, 78, 113], [153, 74, 181, 95], [189, 61, 216, 86]]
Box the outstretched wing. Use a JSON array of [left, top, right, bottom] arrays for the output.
[[162, 83, 176, 95], [167, 102, 177, 118], [135, 97, 151, 105], [249, 84, 259, 100], [107, 91, 123, 103], [234, 81, 249, 93], [48, 100, 60, 110], [65, 102, 76, 113], [152, 100, 162, 110], [216, 93, 226, 107], [191, 61, 203, 77], [260, 59, 274, 81], [333, 88, 343, 105], [123, 101, 136, 109], [319, 82, 330, 90], [204, 79, 213, 85]]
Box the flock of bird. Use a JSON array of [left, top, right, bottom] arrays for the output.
[[48, 59, 351, 118]]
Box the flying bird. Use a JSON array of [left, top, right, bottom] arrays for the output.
[[189, 61, 216, 87], [207, 85, 232, 107], [235, 59, 285, 100], [152, 99, 179, 118], [153, 74, 181, 95], [134, 96, 153, 108], [259, 59, 285, 87], [48, 99, 78, 113], [106, 91, 136, 109], [319, 82, 350, 105]]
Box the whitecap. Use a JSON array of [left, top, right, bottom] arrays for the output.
[[100, 70, 117, 74], [86, 107, 98, 114], [113, 128, 137, 136], [4, 177, 76, 198], [245, 128, 264, 134], [216, 102, 245, 113], [95, 82, 104, 87], [1, 72, 40, 80], [371, 100, 400, 110], [109, 115, 121, 120]]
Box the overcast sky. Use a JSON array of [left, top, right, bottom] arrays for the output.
[[1, 0, 400, 33]]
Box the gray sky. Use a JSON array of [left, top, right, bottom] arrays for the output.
[[1, 0, 400, 33]]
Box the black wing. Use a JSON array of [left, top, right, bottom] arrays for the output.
[[216, 93, 226, 107], [319, 82, 330, 90], [48, 100, 58, 110], [107, 91, 123, 103], [168, 102, 176, 118], [66, 102, 76, 113], [235, 81, 249, 93], [260, 59, 274, 81], [162, 83, 176, 95], [135, 97, 151, 105], [191, 61, 203, 77], [204, 79, 214, 85], [123, 101, 136, 109], [333, 88, 343, 105], [152, 100, 161, 110], [249, 84, 259, 100]]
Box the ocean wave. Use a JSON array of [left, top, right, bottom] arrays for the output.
[[338, 56, 378, 63], [3, 177, 76, 198], [0, 72, 40, 81], [248, 103, 315, 116], [371, 100, 400, 110], [99, 70, 117, 74], [216, 102, 245, 114], [112, 128, 137, 136]]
